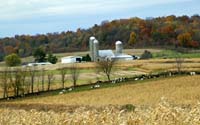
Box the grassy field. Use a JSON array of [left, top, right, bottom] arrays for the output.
[[0, 75, 200, 124], [153, 49, 200, 58], [0, 58, 200, 98]]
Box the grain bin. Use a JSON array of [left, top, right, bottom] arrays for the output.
[[93, 39, 99, 61], [89, 36, 95, 61], [115, 41, 123, 55]]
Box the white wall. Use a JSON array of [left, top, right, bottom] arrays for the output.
[[61, 57, 76, 64]]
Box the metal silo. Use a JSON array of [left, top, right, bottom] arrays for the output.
[[115, 41, 123, 55], [89, 36, 95, 61], [93, 39, 99, 61]]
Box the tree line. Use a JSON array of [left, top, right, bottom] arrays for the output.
[[0, 59, 115, 99], [0, 65, 78, 99], [0, 15, 200, 61]]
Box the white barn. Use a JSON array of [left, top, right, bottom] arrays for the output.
[[61, 56, 82, 64], [89, 37, 134, 61]]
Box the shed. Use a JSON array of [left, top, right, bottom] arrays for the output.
[[113, 54, 133, 61], [27, 62, 52, 66], [61, 56, 82, 64]]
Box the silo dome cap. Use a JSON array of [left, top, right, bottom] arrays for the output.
[[90, 36, 96, 41], [93, 39, 99, 43], [116, 41, 122, 45]]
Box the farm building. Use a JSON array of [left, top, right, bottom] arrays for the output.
[[61, 56, 82, 64], [89, 37, 133, 61], [99, 50, 115, 58], [27, 62, 52, 66]]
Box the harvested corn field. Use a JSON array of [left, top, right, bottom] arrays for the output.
[[1, 75, 200, 124], [0, 98, 200, 125]]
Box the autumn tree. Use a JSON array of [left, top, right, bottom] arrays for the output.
[[177, 33, 192, 47], [4, 46, 15, 55], [128, 31, 137, 46]]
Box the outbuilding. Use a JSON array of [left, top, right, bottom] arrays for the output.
[[27, 62, 52, 66], [61, 56, 82, 64]]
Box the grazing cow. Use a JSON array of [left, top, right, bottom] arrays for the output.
[[135, 78, 139, 81], [112, 80, 116, 84], [68, 88, 73, 91], [91, 84, 100, 89], [190, 72, 196, 76], [169, 72, 172, 77], [62, 89, 66, 92], [59, 91, 63, 95]]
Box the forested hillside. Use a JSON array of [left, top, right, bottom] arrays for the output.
[[0, 15, 200, 61]]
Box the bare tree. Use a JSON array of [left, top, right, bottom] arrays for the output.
[[95, 67, 101, 83], [20, 68, 27, 96], [8, 69, 14, 97], [0, 68, 9, 98], [28, 67, 36, 93], [24, 74, 31, 94], [96, 59, 116, 82], [37, 70, 41, 92], [69, 63, 80, 88], [175, 56, 184, 74], [11, 68, 22, 97], [47, 71, 54, 91], [41, 68, 45, 91], [59, 67, 67, 89]]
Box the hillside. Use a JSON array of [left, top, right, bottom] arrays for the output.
[[0, 15, 200, 61], [1, 75, 200, 124]]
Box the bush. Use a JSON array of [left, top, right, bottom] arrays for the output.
[[5, 53, 21, 67], [33, 47, 46, 62], [82, 54, 91, 62], [121, 104, 136, 112], [141, 50, 153, 59], [47, 53, 58, 64]]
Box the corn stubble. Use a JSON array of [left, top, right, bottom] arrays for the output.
[[0, 98, 200, 125], [1, 76, 200, 124]]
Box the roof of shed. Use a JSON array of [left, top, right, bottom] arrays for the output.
[[61, 56, 82, 59]]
